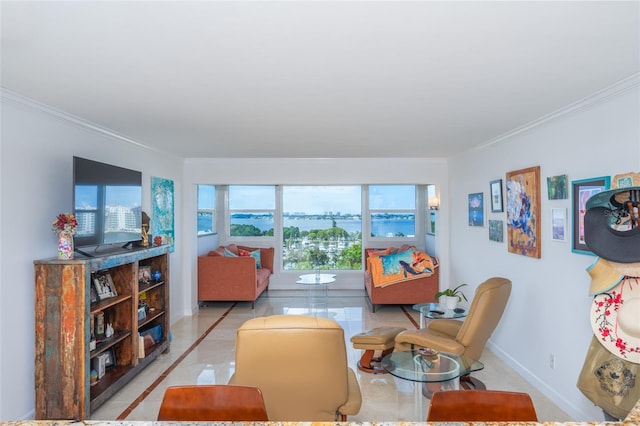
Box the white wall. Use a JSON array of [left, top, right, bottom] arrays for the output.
[[0, 92, 184, 421], [447, 81, 640, 421]]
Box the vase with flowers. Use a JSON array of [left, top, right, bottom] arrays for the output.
[[52, 213, 78, 260]]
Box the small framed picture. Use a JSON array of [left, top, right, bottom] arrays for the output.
[[104, 348, 116, 368], [468, 192, 484, 226], [93, 273, 117, 300], [551, 208, 567, 242], [490, 179, 504, 212], [571, 176, 610, 255], [90, 283, 99, 304], [547, 174, 568, 200], [138, 266, 151, 284]]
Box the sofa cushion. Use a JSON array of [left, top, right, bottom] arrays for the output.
[[208, 247, 225, 257], [238, 246, 274, 273], [224, 247, 239, 257], [226, 243, 239, 255], [238, 248, 262, 268], [250, 250, 262, 268]]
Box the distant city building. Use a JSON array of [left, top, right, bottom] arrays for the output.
[[105, 205, 138, 232]]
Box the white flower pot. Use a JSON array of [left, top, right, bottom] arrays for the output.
[[440, 295, 458, 310]]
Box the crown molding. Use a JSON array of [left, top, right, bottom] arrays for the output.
[[0, 88, 160, 153], [473, 72, 640, 153]]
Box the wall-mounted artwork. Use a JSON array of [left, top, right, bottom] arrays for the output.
[[571, 176, 610, 255], [151, 176, 175, 253], [489, 220, 504, 242], [490, 179, 504, 212], [506, 166, 541, 258], [551, 208, 567, 242], [468, 193, 484, 226], [547, 174, 568, 200]]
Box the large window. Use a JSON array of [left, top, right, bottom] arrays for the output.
[[368, 185, 416, 238], [282, 186, 362, 271], [197, 185, 216, 235], [216, 184, 429, 271], [228, 185, 275, 237]]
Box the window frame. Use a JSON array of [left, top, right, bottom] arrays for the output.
[[366, 184, 421, 243], [227, 185, 277, 240], [197, 184, 217, 236]]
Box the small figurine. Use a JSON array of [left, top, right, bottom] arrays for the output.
[[152, 270, 162, 282], [105, 323, 114, 338], [141, 211, 151, 247]]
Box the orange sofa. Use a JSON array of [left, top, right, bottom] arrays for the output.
[[364, 247, 439, 312], [198, 245, 274, 308]]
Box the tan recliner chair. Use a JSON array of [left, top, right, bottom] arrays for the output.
[[395, 277, 512, 386], [229, 315, 362, 421]]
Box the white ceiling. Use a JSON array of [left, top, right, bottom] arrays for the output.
[[2, 1, 639, 158]]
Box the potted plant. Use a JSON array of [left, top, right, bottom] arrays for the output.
[[435, 284, 468, 310]]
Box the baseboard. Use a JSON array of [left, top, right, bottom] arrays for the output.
[[486, 341, 590, 421]]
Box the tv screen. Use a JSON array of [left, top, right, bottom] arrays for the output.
[[73, 156, 142, 249]]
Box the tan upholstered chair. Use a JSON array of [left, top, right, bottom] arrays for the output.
[[427, 390, 538, 421], [395, 277, 512, 386], [157, 385, 269, 421], [229, 315, 362, 421]]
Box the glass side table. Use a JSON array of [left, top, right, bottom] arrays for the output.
[[412, 302, 468, 328]]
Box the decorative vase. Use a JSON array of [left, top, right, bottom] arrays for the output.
[[57, 231, 74, 260], [440, 295, 458, 310]]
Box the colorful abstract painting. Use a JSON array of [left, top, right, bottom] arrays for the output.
[[151, 177, 175, 253], [506, 166, 541, 258]]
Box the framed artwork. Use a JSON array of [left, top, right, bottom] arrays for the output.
[[90, 283, 99, 304], [547, 174, 568, 200], [104, 348, 116, 368], [138, 266, 152, 284], [571, 176, 611, 255], [151, 177, 175, 253], [551, 208, 567, 242], [489, 179, 504, 212], [506, 166, 541, 258], [93, 273, 117, 300], [489, 220, 504, 242], [468, 193, 484, 226]]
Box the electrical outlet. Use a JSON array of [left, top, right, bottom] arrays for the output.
[[549, 354, 556, 369]]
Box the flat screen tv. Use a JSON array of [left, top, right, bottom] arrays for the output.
[[73, 156, 142, 251]]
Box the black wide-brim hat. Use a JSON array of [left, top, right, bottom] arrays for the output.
[[584, 186, 640, 263]]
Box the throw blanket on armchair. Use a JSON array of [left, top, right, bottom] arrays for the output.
[[368, 248, 437, 288]]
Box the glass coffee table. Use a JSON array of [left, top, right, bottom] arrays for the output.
[[382, 350, 483, 385], [382, 349, 484, 420], [296, 273, 335, 316]]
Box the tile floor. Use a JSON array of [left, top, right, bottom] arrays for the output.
[[90, 290, 574, 422]]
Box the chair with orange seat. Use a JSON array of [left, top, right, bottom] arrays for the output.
[[426, 390, 538, 422], [157, 384, 269, 421]]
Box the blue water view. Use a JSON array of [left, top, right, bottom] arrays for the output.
[[198, 214, 416, 237]]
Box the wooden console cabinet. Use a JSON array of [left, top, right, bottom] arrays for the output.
[[34, 245, 170, 419]]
